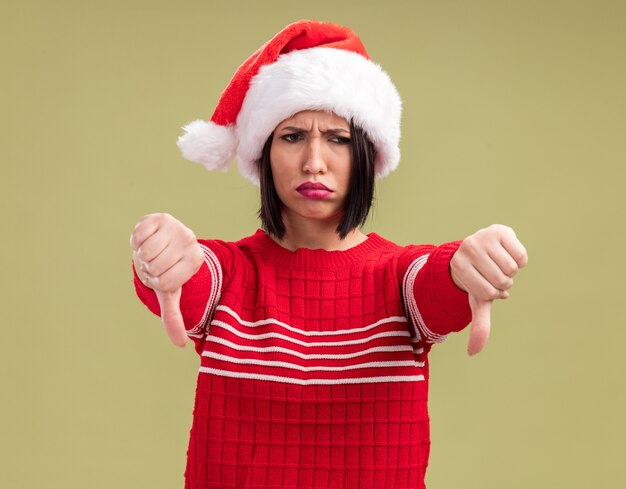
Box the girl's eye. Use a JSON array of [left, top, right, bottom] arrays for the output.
[[281, 133, 303, 143], [331, 137, 352, 145]]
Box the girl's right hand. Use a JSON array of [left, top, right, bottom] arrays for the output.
[[449, 224, 528, 356], [129, 213, 205, 347], [130, 213, 204, 292]]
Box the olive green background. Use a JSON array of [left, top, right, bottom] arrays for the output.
[[2, 0, 624, 487]]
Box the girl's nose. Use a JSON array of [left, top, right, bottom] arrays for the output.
[[302, 138, 328, 174]]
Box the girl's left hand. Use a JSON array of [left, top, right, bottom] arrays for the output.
[[450, 224, 528, 356]]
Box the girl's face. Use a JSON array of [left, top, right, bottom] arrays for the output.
[[270, 110, 352, 225]]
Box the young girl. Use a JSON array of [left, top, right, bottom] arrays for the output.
[[130, 20, 527, 489]]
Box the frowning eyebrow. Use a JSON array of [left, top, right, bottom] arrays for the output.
[[278, 126, 351, 135]]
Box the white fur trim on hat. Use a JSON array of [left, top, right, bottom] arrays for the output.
[[177, 120, 237, 172], [235, 47, 402, 185]]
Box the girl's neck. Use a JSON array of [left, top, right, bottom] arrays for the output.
[[270, 214, 367, 252]]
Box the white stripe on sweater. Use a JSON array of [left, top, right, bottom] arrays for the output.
[[203, 351, 425, 371], [402, 254, 448, 344], [216, 305, 407, 337], [185, 244, 222, 336], [205, 336, 414, 359], [198, 367, 425, 385], [211, 319, 410, 347]]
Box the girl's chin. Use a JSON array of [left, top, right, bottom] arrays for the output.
[[283, 206, 344, 224]]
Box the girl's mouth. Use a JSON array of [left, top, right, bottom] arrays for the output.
[[296, 182, 333, 199]]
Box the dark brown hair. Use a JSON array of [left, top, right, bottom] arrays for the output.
[[257, 119, 376, 240]]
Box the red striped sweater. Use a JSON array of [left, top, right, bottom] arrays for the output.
[[132, 229, 471, 488]]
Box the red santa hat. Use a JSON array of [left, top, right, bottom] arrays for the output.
[[177, 20, 402, 185]]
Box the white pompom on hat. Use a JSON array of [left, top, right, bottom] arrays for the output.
[[177, 20, 402, 186]]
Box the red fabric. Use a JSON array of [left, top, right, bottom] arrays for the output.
[[210, 20, 369, 126], [132, 230, 471, 488]]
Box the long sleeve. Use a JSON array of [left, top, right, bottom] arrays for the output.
[[398, 240, 472, 344], [132, 240, 228, 343]]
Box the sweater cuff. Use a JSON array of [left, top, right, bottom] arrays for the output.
[[179, 260, 214, 332], [428, 241, 469, 316], [131, 258, 214, 332], [421, 240, 472, 335], [132, 261, 160, 316]]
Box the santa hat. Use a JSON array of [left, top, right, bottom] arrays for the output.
[[177, 20, 402, 185]]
